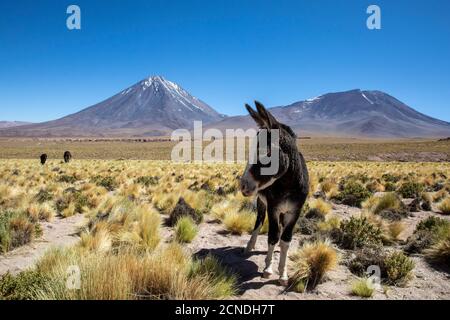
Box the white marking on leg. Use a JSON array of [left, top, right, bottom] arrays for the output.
[[263, 244, 275, 278], [278, 240, 290, 286], [245, 225, 261, 254]]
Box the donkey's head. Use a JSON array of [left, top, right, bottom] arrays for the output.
[[240, 101, 296, 197]]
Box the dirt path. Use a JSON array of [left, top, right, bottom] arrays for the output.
[[0, 214, 86, 275]]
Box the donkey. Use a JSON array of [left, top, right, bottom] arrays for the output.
[[40, 153, 48, 165], [64, 151, 72, 163], [240, 101, 309, 286]]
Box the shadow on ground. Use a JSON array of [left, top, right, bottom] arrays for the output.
[[194, 246, 280, 295]]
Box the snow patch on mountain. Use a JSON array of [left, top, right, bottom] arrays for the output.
[[361, 92, 374, 105], [306, 96, 322, 103]]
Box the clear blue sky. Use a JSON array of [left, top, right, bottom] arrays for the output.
[[1, 0, 449, 122]]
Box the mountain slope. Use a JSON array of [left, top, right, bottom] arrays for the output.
[[2, 86, 449, 138], [0, 121, 32, 129], [210, 89, 450, 138], [0, 76, 223, 137]]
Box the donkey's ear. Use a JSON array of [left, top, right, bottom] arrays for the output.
[[255, 101, 278, 129], [245, 103, 266, 128]]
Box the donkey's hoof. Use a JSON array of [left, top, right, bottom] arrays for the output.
[[262, 270, 273, 279], [279, 278, 289, 287]]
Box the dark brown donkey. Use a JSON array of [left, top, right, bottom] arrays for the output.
[[240, 101, 309, 286]]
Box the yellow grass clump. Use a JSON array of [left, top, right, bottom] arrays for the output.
[[223, 210, 255, 235], [351, 278, 374, 298], [175, 216, 198, 243], [309, 198, 332, 217], [10, 243, 237, 300], [289, 240, 338, 291], [437, 197, 450, 215]]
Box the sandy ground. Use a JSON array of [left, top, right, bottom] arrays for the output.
[[176, 206, 450, 300], [0, 214, 86, 276], [1, 204, 449, 300]]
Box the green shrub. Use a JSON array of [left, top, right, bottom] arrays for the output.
[[58, 175, 77, 184], [0, 271, 51, 300], [9, 215, 35, 249], [348, 246, 386, 277], [417, 216, 450, 232], [0, 211, 37, 253], [55, 190, 91, 215], [404, 230, 435, 254], [349, 248, 414, 287], [344, 174, 370, 184], [296, 217, 318, 235], [334, 181, 371, 208], [92, 176, 118, 191], [384, 182, 397, 192], [368, 193, 408, 221], [74, 193, 90, 213], [35, 189, 53, 203], [405, 216, 450, 253], [55, 196, 69, 213], [0, 214, 11, 253], [398, 182, 424, 198], [384, 252, 414, 286], [135, 176, 159, 187], [381, 173, 401, 183], [338, 216, 383, 249]]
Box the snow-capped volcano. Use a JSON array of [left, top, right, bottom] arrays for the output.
[[1, 76, 224, 137], [2, 84, 449, 138], [209, 89, 450, 138]]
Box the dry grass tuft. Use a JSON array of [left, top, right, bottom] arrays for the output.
[[2, 242, 237, 300], [437, 197, 450, 215], [387, 221, 405, 241], [223, 210, 255, 235], [425, 234, 450, 267], [289, 240, 338, 291], [351, 278, 374, 298], [175, 216, 198, 243], [309, 198, 332, 217]]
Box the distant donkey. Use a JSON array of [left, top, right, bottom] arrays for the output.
[[240, 101, 309, 286], [40, 154, 48, 165], [64, 151, 72, 163]]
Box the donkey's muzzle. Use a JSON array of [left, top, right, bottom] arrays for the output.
[[240, 178, 256, 197]]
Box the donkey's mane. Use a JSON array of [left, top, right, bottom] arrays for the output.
[[279, 123, 297, 138]]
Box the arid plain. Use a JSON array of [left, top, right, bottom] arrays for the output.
[[0, 138, 449, 300]]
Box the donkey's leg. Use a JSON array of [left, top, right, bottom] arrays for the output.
[[278, 240, 290, 286], [263, 206, 280, 278], [244, 197, 266, 254], [278, 210, 301, 286]]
